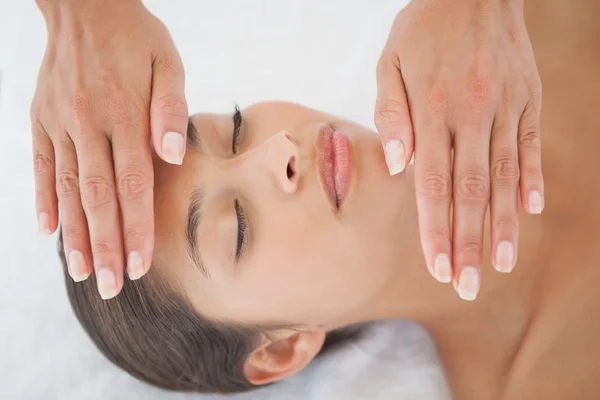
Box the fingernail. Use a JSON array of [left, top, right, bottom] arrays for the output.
[[384, 140, 406, 176], [433, 253, 452, 283], [457, 267, 479, 301], [97, 268, 118, 300], [38, 212, 51, 235], [495, 241, 514, 273], [529, 190, 543, 214], [162, 132, 184, 165], [127, 251, 145, 280], [68, 250, 90, 282]]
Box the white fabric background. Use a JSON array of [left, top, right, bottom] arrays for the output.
[[0, 1, 451, 399]]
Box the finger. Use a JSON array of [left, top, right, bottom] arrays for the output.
[[111, 120, 154, 281], [375, 52, 414, 176], [490, 109, 521, 273], [150, 48, 188, 165], [518, 100, 544, 214], [31, 119, 58, 235], [414, 116, 453, 284], [73, 129, 124, 300], [54, 131, 93, 283], [452, 123, 492, 301]]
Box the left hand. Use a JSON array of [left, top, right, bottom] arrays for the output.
[[374, 0, 544, 300]]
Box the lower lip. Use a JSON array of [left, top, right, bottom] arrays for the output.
[[317, 126, 352, 209]]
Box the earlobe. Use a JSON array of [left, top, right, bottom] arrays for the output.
[[243, 330, 326, 386]]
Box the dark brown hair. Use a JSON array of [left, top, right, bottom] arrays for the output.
[[58, 230, 363, 394]]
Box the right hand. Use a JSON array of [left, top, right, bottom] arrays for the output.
[[374, 0, 543, 300], [32, 0, 188, 299]]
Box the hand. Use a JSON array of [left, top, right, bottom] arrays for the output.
[[32, 0, 188, 299], [375, 0, 543, 300]]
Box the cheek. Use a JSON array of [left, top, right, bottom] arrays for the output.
[[242, 219, 375, 323], [256, 218, 318, 279], [238, 221, 337, 319]]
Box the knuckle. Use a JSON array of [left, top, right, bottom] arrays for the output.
[[67, 90, 93, 126], [91, 239, 116, 257], [116, 169, 151, 200], [81, 176, 115, 208], [494, 216, 519, 233], [420, 170, 452, 201], [518, 127, 541, 148], [374, 98, 406, 128], [123, 224, 148, 244], [56, 170, 80, 197], [33, 152, 55, 176], [107, 91, 129, 124], [35, 191, 48, 207], [491, 154, 520, 186], [423, 86, 448, 117], [61, 223, 83, 243], [456, 171, 489, 200], [521, 166, 543, 183], [156, 54, 177, 74], [466, 76, 492, 105], [424, 227, 451, 245], [151, 94, 188, 119], [107, 89, 143, 127], [460, 238, 483, 257]]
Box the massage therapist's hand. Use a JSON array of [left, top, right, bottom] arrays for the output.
[[374, 0, 544, 300], [32, 0, 188, 299]]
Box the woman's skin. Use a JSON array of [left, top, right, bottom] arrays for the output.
[[33, 0, 543, 301], [150, 0, 600, 398]]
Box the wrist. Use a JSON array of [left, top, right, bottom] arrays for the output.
[[470, 0, 524, 8], [437, 0, 525, 16], [35, 0, 142, 35]]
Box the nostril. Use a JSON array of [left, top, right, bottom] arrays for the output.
[[287, 156, 296, 179]]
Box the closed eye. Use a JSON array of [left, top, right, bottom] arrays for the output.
[[232, 105, 244, 154], [235, 199, 247, 260]]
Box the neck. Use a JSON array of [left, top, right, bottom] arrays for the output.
[[362, 165, 543, 339]]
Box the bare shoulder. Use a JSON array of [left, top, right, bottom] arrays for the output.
[[502, 251, 600, 400], [528, 0, 600, 229]]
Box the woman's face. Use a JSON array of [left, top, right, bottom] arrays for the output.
[[152, 102, 406, 329]]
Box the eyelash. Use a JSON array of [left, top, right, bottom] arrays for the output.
[[235, 199, 248, 260], [232, 105, 243, 154], [232, 105, 247, 261]]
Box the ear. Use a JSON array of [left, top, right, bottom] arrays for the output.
[[243, 329, 326, 386]]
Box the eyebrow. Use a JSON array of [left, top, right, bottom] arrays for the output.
[[186, 116, 203, 155], [186, 188, 209, 279]]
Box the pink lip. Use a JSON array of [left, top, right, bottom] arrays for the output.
[[316, 125, 352, 209]]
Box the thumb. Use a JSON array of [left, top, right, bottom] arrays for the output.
[[374, 54, 414, 175], [150, 51, 188, 165]]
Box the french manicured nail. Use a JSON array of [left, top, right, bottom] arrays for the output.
[[495, 241, 514, 273], [162, 132, 184, 165], [68, 250, 90, 282], [384, 140, 406, 175], [97, 268, 118, 300], [457, 267, 479, 301], [38, 212, 51, 235], [433, 253, 452, 283], [127, 251, 145, 280], [529, 190, 543, 214]]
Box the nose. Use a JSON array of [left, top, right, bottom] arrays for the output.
[[240, 131, 301, 194]]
